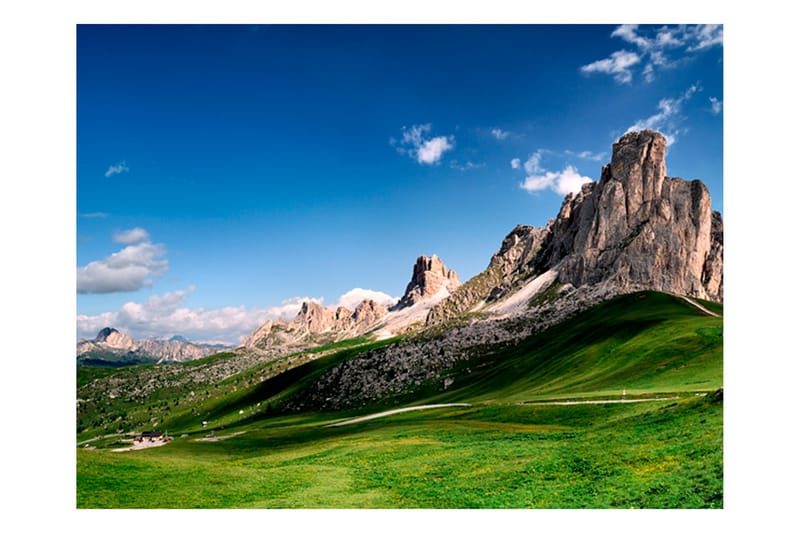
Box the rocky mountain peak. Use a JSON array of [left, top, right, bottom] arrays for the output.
[[297, 301, 338, 333], [602, 129, 667, 216], [94, 327, 135, 350], [534, 129, 722, 301], [427, 129, 723, 326], [354, 299, 388, 324], [393, 254, 461, 310], [95, 327, 119, 342]]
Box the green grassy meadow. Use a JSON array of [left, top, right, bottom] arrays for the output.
[[77, 292, 722, 508]]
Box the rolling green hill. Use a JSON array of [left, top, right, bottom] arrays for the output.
[[77, 291, 722, 508]]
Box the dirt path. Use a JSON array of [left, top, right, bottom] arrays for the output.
[[517, 396, 687, 406], [677, 295, 721, 317], [324, 403, 472, 427], [194, 431, 247, 442]]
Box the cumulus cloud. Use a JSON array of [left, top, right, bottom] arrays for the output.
[[76, 287, 399, 345], [512, 149, 594, 197], [581, 24, 723, 84], [523, 150, 544, 174], [580, 50, 641, 84], [336, 288, 398, 310], [104, 161, 129, 177], [265, 296, 325, 320], [113, 227, 150, 245], [77, 230, 168, 294], [393, 124, 455, 165], [709, 97, 723, 115], [510, 158, 521, 170], [520, 165, 592, 196], [77, 288, 279, 345], [418, 136, 454, 164], [626, 84, 700, 145], [490, 128, 510, 140]]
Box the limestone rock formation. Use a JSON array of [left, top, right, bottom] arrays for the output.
[[534, 129, 723, 301], [354, 299, 389, 325], [94, 327, 135, 350], [244, 298, 388, 352], [393, 255, 461, 310], [428, 129, 723, 325]]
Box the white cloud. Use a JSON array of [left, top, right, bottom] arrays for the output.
[[709, 97, 723, 115], [76, 290, 326, 345], [510, 158, 521, 169], [394, 124, 455, 165], [104, 161, 129, 177], [490, 128, 510, 140], [265, 296, 325, 320], [580, 50, 640, 84], [113, 227, 150, 245], [520, 165, 592, 196], [565, 150, 607, 161], [336, 288, 398, 310], [76, 287, 398, 345], [77, 231, 168, 294], [611, 24, 651, 49], [688, 24, 723, 51], [582, 24, 722, 84], [450, 160, 485, 171], [523, 150, 544, 174], [417, 136, 454, 164], [626, 84, 700, 145]]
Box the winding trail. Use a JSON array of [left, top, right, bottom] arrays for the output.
[[677, 295, 721, 318], [324, 403, 472, 427], [516, 396, 686, 406]]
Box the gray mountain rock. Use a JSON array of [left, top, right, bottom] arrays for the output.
[[393, 255, 461, 310], [428, 129, 723, 326], [534, 129, 723, 301]]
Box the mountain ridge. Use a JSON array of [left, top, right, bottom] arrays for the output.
[[77, 327, 229, 365]]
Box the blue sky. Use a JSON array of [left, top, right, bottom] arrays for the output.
[[76, 24, 723, 343]]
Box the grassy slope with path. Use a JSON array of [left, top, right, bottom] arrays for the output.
[[77, 291, 722, 508]]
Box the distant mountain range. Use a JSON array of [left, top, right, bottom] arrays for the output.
[[76, 327, 232, 366]]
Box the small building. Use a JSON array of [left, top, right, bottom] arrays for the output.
[[141, 430, 163, 439]]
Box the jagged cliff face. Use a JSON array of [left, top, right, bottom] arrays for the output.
[[428, 129, 723, 325], [246, 255, 461, 351], [245, 299, 389, 352], [393, 255, 461, 310], [535, 130, 723, 301]]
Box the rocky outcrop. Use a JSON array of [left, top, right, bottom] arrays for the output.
[[428, 129, 723, 326], [93, 327, 135, 350], [244, 299, 388, 353], [533, 130, 723, 301], [393, 255, 461, 310], [354, 299, 389, 325]]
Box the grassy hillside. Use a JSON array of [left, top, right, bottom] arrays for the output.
[[77, 291, 722, 508], [429, 291, 722, 404]]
